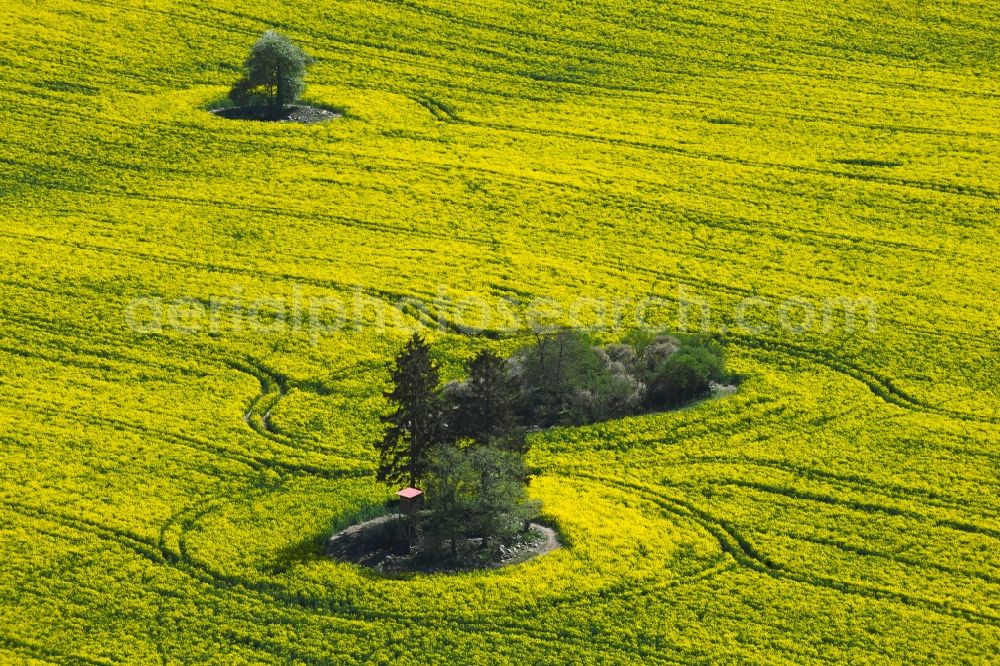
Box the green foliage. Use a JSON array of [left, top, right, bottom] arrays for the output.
[[420, 445, 538, 558], [510, 330, 608, 426], [419, 444, 475, 557], [442, 350, 526, 452], [464, 446, 539, 545], [229, 30, 312, 117], [643, 336, 728, 410], [376, 333, 442, 487], [510, 331, 728, 426]]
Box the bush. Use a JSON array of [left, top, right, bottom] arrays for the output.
[[508, 330, 728, 426], [643, 337, 727, 409]]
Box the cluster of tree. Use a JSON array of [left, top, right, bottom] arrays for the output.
[[376, 334, 537, 559], [229, 31, 312, 119], [374, 330, 728, 560], [508, 330, 729, 427]]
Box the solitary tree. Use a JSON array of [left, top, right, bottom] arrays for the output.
[[229, 30, 313, 119], [376, 333, 442, 488]]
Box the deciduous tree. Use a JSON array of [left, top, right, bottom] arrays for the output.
[[229, 31, 312, 119], [422, 445, 538, 558]]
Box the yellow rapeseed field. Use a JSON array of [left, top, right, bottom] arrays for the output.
[[1, 0, 998, 662]]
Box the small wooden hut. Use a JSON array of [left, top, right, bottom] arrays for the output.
[[396, 487, 424, 515]]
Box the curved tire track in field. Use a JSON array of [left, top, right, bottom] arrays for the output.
[[0, 501, 375, 644], [727, 334, 1000, 426], [561, 472, 1000, 627], [661, 454, 1000, 520], [22, 396, 369, 484], [716, 478, 1000, 543], [229, 356, 290, 443], [1, 500, 694, 665], [782, 531, 1000, 587]]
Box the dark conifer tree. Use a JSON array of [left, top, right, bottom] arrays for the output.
[[376, 333, 442, 487], [448, 350, 527, 453]]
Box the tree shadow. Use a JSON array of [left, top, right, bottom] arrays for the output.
[[265, 528, 330, 575]]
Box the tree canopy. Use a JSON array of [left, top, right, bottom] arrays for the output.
[[229, 30, 313, 118], [442, 350, 526, 452], [376, 333, 442, 487], [421, 444, 538, 557]]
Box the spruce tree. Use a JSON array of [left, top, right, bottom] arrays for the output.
[[377, 333, 442, 487], [446, 350, 527, 452]]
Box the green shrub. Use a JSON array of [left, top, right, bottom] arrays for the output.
[[643, 336, 727, 409], [508, 331, 728, 425]]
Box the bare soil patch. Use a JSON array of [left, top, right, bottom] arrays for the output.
[[211, 104, 342, 124], [326, 515, 560, 574]]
